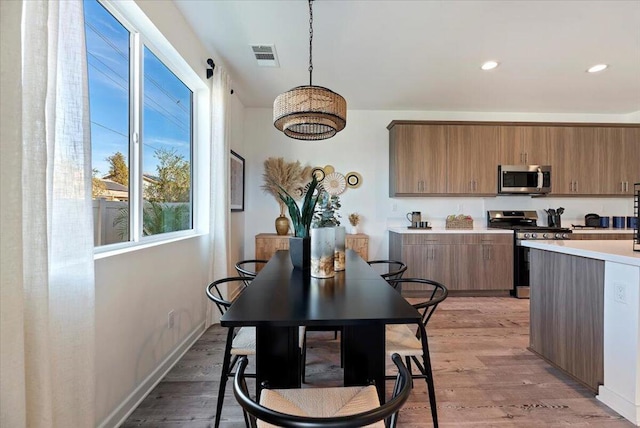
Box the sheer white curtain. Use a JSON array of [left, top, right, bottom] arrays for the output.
[[207, 66, 232, 327], [0, 0, 95, 426]]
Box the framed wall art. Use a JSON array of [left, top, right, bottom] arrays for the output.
[[230, 150, 245, 211]]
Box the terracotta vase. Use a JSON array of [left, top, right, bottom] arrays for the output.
[[275, 214, 290, 235]]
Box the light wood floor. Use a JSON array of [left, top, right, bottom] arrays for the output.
[[122, 297, 631, 427]]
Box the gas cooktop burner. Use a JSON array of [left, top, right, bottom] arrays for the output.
[[487, 210, 572, 239]]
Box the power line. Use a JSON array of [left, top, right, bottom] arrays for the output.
[[88, 52, 127, 85], [86, 22, 128, 60], [88, 62, 127, 92], [88, 22, 191, 126]]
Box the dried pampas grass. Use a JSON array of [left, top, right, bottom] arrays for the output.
[[261, 157, 312, 213]]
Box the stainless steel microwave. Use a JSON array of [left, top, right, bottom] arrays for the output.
[[498, 165, 551, 194]]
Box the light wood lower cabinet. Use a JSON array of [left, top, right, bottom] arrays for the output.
[[389, 232, 513, 292], [255, 233, 369, 261], [529, 249, 604, 391]]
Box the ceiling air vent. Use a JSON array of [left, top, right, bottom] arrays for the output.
[[251, 44, 279, 67]]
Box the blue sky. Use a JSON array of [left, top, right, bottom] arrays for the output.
[[84, 0, 192, 178]]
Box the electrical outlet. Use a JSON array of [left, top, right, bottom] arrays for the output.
[[168, 310, 175, 328], [614, 283, 626, 304]]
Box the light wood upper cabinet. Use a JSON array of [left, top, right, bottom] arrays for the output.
[[447, 125, 500, 194], [388, 121, 639, 197], [389, 124, 447, 195], [599, 127, 639, 195], [499, 126, 556, 165]]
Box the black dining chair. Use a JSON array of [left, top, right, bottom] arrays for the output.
[[367, 260, 408, 287], [206, 277, 305, 428], [385, 278, 448, 428], [234, 353, 412, 428], [234, 259, 268, 286]]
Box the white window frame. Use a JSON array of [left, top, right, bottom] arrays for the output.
[[92, 0, 208, 256]]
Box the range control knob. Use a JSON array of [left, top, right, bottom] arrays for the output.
[[542, 233, 549, 239], [562, 233, 570, 239], [531, 233, 538, 239], [524, 233, 530, 239], [555, 233, 562, 239]]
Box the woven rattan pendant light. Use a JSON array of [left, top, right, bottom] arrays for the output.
[[273, 0, 346, 140]]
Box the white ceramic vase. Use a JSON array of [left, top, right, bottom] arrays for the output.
[[310, 227, 335, 278], [334, 226, 346, 271]]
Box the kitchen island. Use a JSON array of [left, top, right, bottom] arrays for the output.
[[521, 239, 640, 426]]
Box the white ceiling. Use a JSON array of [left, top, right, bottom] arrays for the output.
[[175, 0, 640, 114]]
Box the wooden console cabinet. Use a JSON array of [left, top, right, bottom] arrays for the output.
[[255, 233, 369, 261], [388, 232, 513, 292]]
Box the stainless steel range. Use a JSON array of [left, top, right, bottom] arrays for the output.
[[487, 210, 572, 298]]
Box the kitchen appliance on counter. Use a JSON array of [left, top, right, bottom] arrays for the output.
[[488, 210, 572, 298], [585, 213, 601, 227], [405, 211, 431, 229], [498, 165, 551, 195]]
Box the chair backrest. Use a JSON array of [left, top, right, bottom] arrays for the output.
[[205, 277, 249, 317], [233, 353, 412, 428], [367, 260, 408, 284], [235, 259, 269, 286], [388, 278, 448, 328]]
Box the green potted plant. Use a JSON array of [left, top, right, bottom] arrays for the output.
[[278, 174, 320, 270]]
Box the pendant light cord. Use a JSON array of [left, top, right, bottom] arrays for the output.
[[308, 0, 313, 86]]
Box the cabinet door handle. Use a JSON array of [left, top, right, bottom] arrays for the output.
[[525, 153, 528, 163], [625, 182, 629, 192], [474, 180, 477, 192], [621, 182, 625, 192], [520, 153, 524, 163], [574, 181, 578, 193]]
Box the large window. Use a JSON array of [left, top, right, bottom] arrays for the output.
[[85, 0, 193, 247]]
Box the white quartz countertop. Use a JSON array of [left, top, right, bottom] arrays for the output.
[[522, 240, 640, 267], [388, 227, 513, 235], [570, 228, 634, 235]]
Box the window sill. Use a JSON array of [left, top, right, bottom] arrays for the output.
[[94, 231, 207, 260]]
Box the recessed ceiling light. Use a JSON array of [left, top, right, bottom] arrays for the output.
[[481, 61, 499, 71], [587, 64, 608, 73]]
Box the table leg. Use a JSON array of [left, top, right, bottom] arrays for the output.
[[256, 326, 301, 396], [343, 324, 385, 403]]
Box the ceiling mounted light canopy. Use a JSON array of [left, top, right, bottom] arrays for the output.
[[273, 0, 346, 141], [587, 64, 608, 73], [481, 60, 499, 71]]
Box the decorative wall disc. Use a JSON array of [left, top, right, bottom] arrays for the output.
[[303, 181, 324, 197], [323, 165, 335, 174], [311, 167, 325, 181], [322, 172, 346, 195], [345, 171, 362, 188]]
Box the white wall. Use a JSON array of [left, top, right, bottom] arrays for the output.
[[95, 1, 246, 426], [242, 108, 636, 261]]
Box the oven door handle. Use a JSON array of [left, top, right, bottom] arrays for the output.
[[537, 167, 543, 190]]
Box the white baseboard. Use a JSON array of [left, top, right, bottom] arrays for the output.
[[98, 322, 206, 428], [597, 385, 640, 426]]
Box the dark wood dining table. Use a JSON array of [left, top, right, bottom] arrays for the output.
[[220, 249, 421, 402]]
